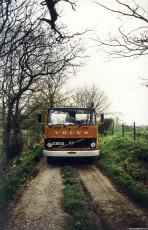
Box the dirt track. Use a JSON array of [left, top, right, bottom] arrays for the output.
[[76, 164, 148, 230], [0, 158, 66, 230], [0, 158, 148, 230]]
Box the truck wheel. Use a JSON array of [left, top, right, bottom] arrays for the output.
[[88, 157, 96, 164], [47, 156, 54, 164]]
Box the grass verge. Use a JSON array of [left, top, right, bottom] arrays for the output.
[[98, 134, 148, 208], [0, 145, 43, 210], [62, 166, 98, 230]]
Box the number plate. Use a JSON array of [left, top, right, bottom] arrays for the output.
[[52, 142, 64, 145]]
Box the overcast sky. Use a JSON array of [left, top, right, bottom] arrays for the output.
[[62, 0, 148, 126]]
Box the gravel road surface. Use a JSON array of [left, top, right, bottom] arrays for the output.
[[0, 159, 147, 230], [0, 158, 66, 230], [76, 164, 148, 230]]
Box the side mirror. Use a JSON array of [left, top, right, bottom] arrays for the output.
[[101, 113, 104, 123], [38, 114, 42, 123]]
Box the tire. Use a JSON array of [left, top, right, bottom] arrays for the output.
[[47, 156, 54, 164], [87, 157, 96, 164]]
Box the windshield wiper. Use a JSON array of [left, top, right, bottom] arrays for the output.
[[48, 123, 76, 126], [48, 124, 65, 126]]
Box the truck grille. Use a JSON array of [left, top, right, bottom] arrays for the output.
[[45, 138, 96, 149]]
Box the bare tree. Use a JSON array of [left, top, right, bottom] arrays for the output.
[[0, 0, 86, 162], [140, 77, 148, 87], [23, 74, 70, 117], [93, 0, 148, 86], [0, 0, 39, 62], [34, 76, 70, 108], [71, 85, 110, 115], [94, 0, 148, 58], [40, 0, 77, 40], [20, 76, 70, 148]]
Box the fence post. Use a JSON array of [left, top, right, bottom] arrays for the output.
[[122, 123, 124, 137], [112, 121, 114, 134], [134, 122, 136, 140]]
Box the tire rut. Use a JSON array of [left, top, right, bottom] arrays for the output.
[[75, 164, 148, 230], [0, 158, 67, 230]]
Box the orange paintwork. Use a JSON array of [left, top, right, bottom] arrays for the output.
[[45, 125, 98, 139], [44, 110, 98, 151]]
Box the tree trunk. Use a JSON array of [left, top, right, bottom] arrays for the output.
[[1, 97, 6, 160], [3, 102, 14, 162], [12, 98, 22, 157]]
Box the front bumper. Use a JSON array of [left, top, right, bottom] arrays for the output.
[[43, 149, 99, 157]]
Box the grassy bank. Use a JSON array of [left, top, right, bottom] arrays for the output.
[[0, 145, 43, 210], [98, 134, 148, 207], [62, 166, 98, 230]]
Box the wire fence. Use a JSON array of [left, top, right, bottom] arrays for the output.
[[120, 122, 148, 143]]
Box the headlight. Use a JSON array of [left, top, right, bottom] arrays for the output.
[[91, 142, 96, 148], [47, 143, 52, 148]]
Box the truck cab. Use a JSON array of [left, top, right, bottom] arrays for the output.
[[43, 104, 99, 162]]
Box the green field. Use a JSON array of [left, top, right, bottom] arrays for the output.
[[98, 132, 148, 207]]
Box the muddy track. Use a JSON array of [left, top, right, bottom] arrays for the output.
[[75, 164, 148, 230], [0, 159, 148, 230], [0, 158, 67, 230]]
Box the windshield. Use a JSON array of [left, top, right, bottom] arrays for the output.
[[47, 108, 96, 126]]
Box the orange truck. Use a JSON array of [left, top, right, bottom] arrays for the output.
[[40, 103, 99, 162]]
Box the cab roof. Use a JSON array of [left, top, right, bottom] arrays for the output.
[[48, 107, 95, 111]]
